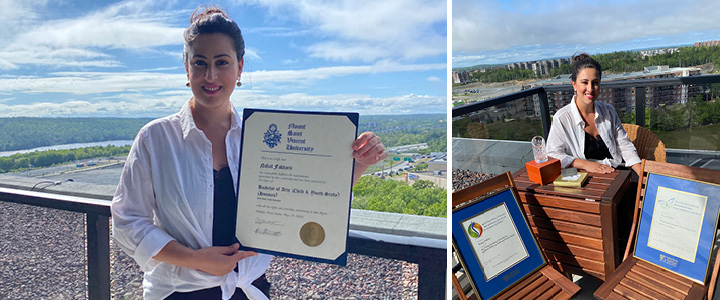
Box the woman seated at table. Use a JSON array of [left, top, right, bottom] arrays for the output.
[[546, 53, 642, 176]]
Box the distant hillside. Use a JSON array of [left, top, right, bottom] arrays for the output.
[[0, 118, 153, 151], [358, 114, 446, 153], [0, 114, 447, 152]]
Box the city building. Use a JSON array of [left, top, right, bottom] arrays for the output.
[[452, 71, 460, 84], [695, 40, 720, 47], [639, 48, 679, 57], [507, 57, 570, 76], [527, 65, 702, 117], [452, 71, 471, 84]]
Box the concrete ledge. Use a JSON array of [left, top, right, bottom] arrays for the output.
[[349, 209, 446, 240], [0, 174, 116, 200]]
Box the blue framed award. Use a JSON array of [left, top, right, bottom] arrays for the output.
[[235, 108, 358, 266], [452, 188, 546, 300], [634, 173, 720, 284]]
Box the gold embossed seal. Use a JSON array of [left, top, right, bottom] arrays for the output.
[[299, 222, 325, 247]]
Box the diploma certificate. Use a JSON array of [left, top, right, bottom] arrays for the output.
[[647, 187, 707, 263], [236, 109, 358, 265], [634, 173, 720, 283], [461, 203, 529, 281]]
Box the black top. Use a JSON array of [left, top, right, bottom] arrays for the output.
[[584, 131, 613, 160], [213, 166, 239, 247]]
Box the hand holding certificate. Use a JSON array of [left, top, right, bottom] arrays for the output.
[[235, 109, 359, 265]]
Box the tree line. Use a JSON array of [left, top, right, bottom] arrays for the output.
[[359, 114, 447, 153], [0, 114, 447, 153], [0, 118, 152, 151], [626, 94, 720, 132], [594, 46, 720, 73], [351, 175, 446, 217], [465, 45, 720, 84]]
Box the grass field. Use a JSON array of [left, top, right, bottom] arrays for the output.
[[485, 119, 543, 141], [655, 123, 720, 151]]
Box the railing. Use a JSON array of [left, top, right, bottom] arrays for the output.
[[0, 187, 446, 300], [453, 74, 720, 138]]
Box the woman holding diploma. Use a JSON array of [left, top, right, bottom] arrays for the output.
[[111, 6, 387, 300], [546, 53, 642, 175]]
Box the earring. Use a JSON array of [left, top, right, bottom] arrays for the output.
[[186, 82, 190, 87], [236, 81, 242, 87]]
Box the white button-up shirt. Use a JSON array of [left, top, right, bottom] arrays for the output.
[[111, 101, 272, 300], [546, 97, 641, 169]]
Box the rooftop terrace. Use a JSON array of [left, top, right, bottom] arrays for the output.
[[0, 160, 446, 299], [452, 74, 720, 299]]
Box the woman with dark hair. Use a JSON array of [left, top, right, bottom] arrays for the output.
[[546, 53, 642, 175], [111, 6, 387, 300]]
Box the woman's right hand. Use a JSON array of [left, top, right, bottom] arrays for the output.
[[154, 241, 257, 277], [193, 243, 257, 276], [571, 159, 614, 174]]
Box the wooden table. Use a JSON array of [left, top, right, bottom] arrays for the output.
[[512, 167, 632, 281]]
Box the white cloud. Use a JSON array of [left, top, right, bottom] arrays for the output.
[[426, 76, 441, 82], [0, 72, 185, 94], [0, 61, 444, 94], [0, 0, 185, 69], [0, 98, 183, 117], [237, 0, 446, 62], [0, 90, 444, 117], [233, 92, 446, 115], [244, 47, 262, 61], [453, 0, 720, 53]]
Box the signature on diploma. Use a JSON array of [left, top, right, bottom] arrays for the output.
[[254, 218, 285, 226], [255, 228, 283, 237]]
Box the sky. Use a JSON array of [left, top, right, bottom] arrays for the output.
[[453, 0, 720, 68], [0, 0, 447, 117]]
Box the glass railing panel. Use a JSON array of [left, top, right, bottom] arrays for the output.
[[452, 97, 543, 141]]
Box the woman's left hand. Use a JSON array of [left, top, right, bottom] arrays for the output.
[[351, 132, 387, 186], [352, 132, 387, 167]]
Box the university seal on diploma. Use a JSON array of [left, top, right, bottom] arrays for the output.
[[235, 109, 358, 265]]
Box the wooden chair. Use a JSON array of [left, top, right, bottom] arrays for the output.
[[452, 172, 581, 300], [594, 160, 720, 300], [622, 123, 667, 162]]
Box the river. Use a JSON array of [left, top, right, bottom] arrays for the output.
[[0, 140, 134, 157]]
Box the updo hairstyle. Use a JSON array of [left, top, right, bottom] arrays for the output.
[[570, 53, 601, 82], [183, 6, 245, 63]]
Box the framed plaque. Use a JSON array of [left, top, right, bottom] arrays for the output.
[[452, 188, 546, 300], [235, 108, 358, 265], [634, 173, 720, 284]]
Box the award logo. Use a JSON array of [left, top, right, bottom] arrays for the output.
[[263, 124, 282, 149], [658, 197, 676, 209], [467, 222, 483, 238]]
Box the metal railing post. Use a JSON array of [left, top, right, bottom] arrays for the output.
[[537, 88, 552, 138], [636, 87, 645, 127], [87, 213, 111, 300], [416, 248, 447, 300]]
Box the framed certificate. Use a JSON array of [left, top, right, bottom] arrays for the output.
[[634, 173, 720, 284], [452, 188, 546, 300], [235, 108, 358, 265]]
